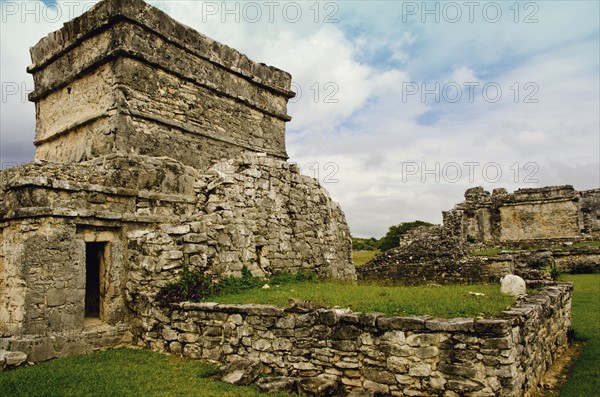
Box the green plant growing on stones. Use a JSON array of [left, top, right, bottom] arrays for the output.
[[218, 266, 264, 294], [156, 268, 218, 307], [548, 260, 561, 281], [156, 267, 320, 306], [379, 221, 434, 251]]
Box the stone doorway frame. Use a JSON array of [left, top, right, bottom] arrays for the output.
[[76, 226, 125, 329]]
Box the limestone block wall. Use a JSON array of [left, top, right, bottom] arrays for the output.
[[580, 189, 600, 233], [123, 152, 355, 324], [499, 200, 580, 241], [0, 152, 355, 359], [141, 284, 572, 397], [0, 218, 85, 337], [197, 153, 354, 280], [444, 186, 600, 244], [28, 0, 294, 170]]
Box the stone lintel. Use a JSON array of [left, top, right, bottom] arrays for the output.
[[28, 0, 293, 99]]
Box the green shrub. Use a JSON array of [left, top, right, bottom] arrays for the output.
[[351, 237, 380, 251], [379, 221, 434, 251], [156, 269, 218, 307], [157, 267, 319, 305], [219, 266, 264, 294], [548, 260, 561, 280]]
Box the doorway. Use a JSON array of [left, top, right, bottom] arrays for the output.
[[85, 242, 106, 322]]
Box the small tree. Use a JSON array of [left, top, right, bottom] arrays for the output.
[[379, 221, 434, 251], [351, 237, 380, 251]]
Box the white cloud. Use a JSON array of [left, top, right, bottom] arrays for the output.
[[1, 0, 598, 238]]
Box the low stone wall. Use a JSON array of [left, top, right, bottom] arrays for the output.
[[140, 284, 572, 397], [0, 323, 131, 367]]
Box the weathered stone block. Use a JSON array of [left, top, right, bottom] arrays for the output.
[[220, 358, 262, 385], [363, 367, 396, 384], [297, 375, 340, 396], [46, 289, 67, 307], [182, 343, 202, 359], [377, 316, 427, 331], [426, 318, 474, 332]]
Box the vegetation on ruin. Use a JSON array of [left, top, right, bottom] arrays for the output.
[[158, 265, 516, 318], [469, 247, 505, 256], [0, 348, 298, 397], [156, 266, 317, 307], [559, 274, 600, 396], [208, 281, 516, 318], [469, 241, 600, 257], [351, 220, 434, 252], [551, 240, 600, 250]]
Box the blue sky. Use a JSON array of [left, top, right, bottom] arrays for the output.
[[1, 1, 599, 237]]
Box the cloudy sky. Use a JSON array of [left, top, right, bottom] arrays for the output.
[[1, 0, 599, 237]]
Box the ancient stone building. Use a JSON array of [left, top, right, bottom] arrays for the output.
[[443, 186, 600, 245], [359, 186, 600, 284], [0, 0, 354, 363]]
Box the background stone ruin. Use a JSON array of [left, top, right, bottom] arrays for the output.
[[0, 0, 354, 363], [359, 185, 600, 284]]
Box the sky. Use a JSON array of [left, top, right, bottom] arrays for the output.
[[1, 0, 599, 237]]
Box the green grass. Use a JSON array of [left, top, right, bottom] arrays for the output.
[[208, 281, 515, 318], [470, 241, 600, 256], [469, 247, 505, 256], [352, 250, 379, 266], [550, 241, 600, 251], [559, 274, 600, 396], [0, 348, 297, 397]]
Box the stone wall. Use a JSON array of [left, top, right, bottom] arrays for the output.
[[28, 0, 294, 170], [0, 151, 354, 355], [139, 284, 572, 397], [444, 186, 600, 244]]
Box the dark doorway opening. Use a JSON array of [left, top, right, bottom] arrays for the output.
[[85, 242, 106, 319]]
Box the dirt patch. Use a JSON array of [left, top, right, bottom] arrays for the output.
[[530, 341, 585, 397]]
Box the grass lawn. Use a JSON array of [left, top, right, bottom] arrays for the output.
[[352, 250, 379, 266], [559, 274, 600, 396], [469, 247, 506, 256], [0, 348, 297, 397], [209, 281, 515, 318]]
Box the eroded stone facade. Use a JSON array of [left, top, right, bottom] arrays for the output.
[[0, 0, 353, 363], [444, 186, 600, 244]]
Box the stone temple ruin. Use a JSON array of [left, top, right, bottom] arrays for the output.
[[0, 2, 580, 396], [359, 185, 600, 284], [0, 0, 355, 363]]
